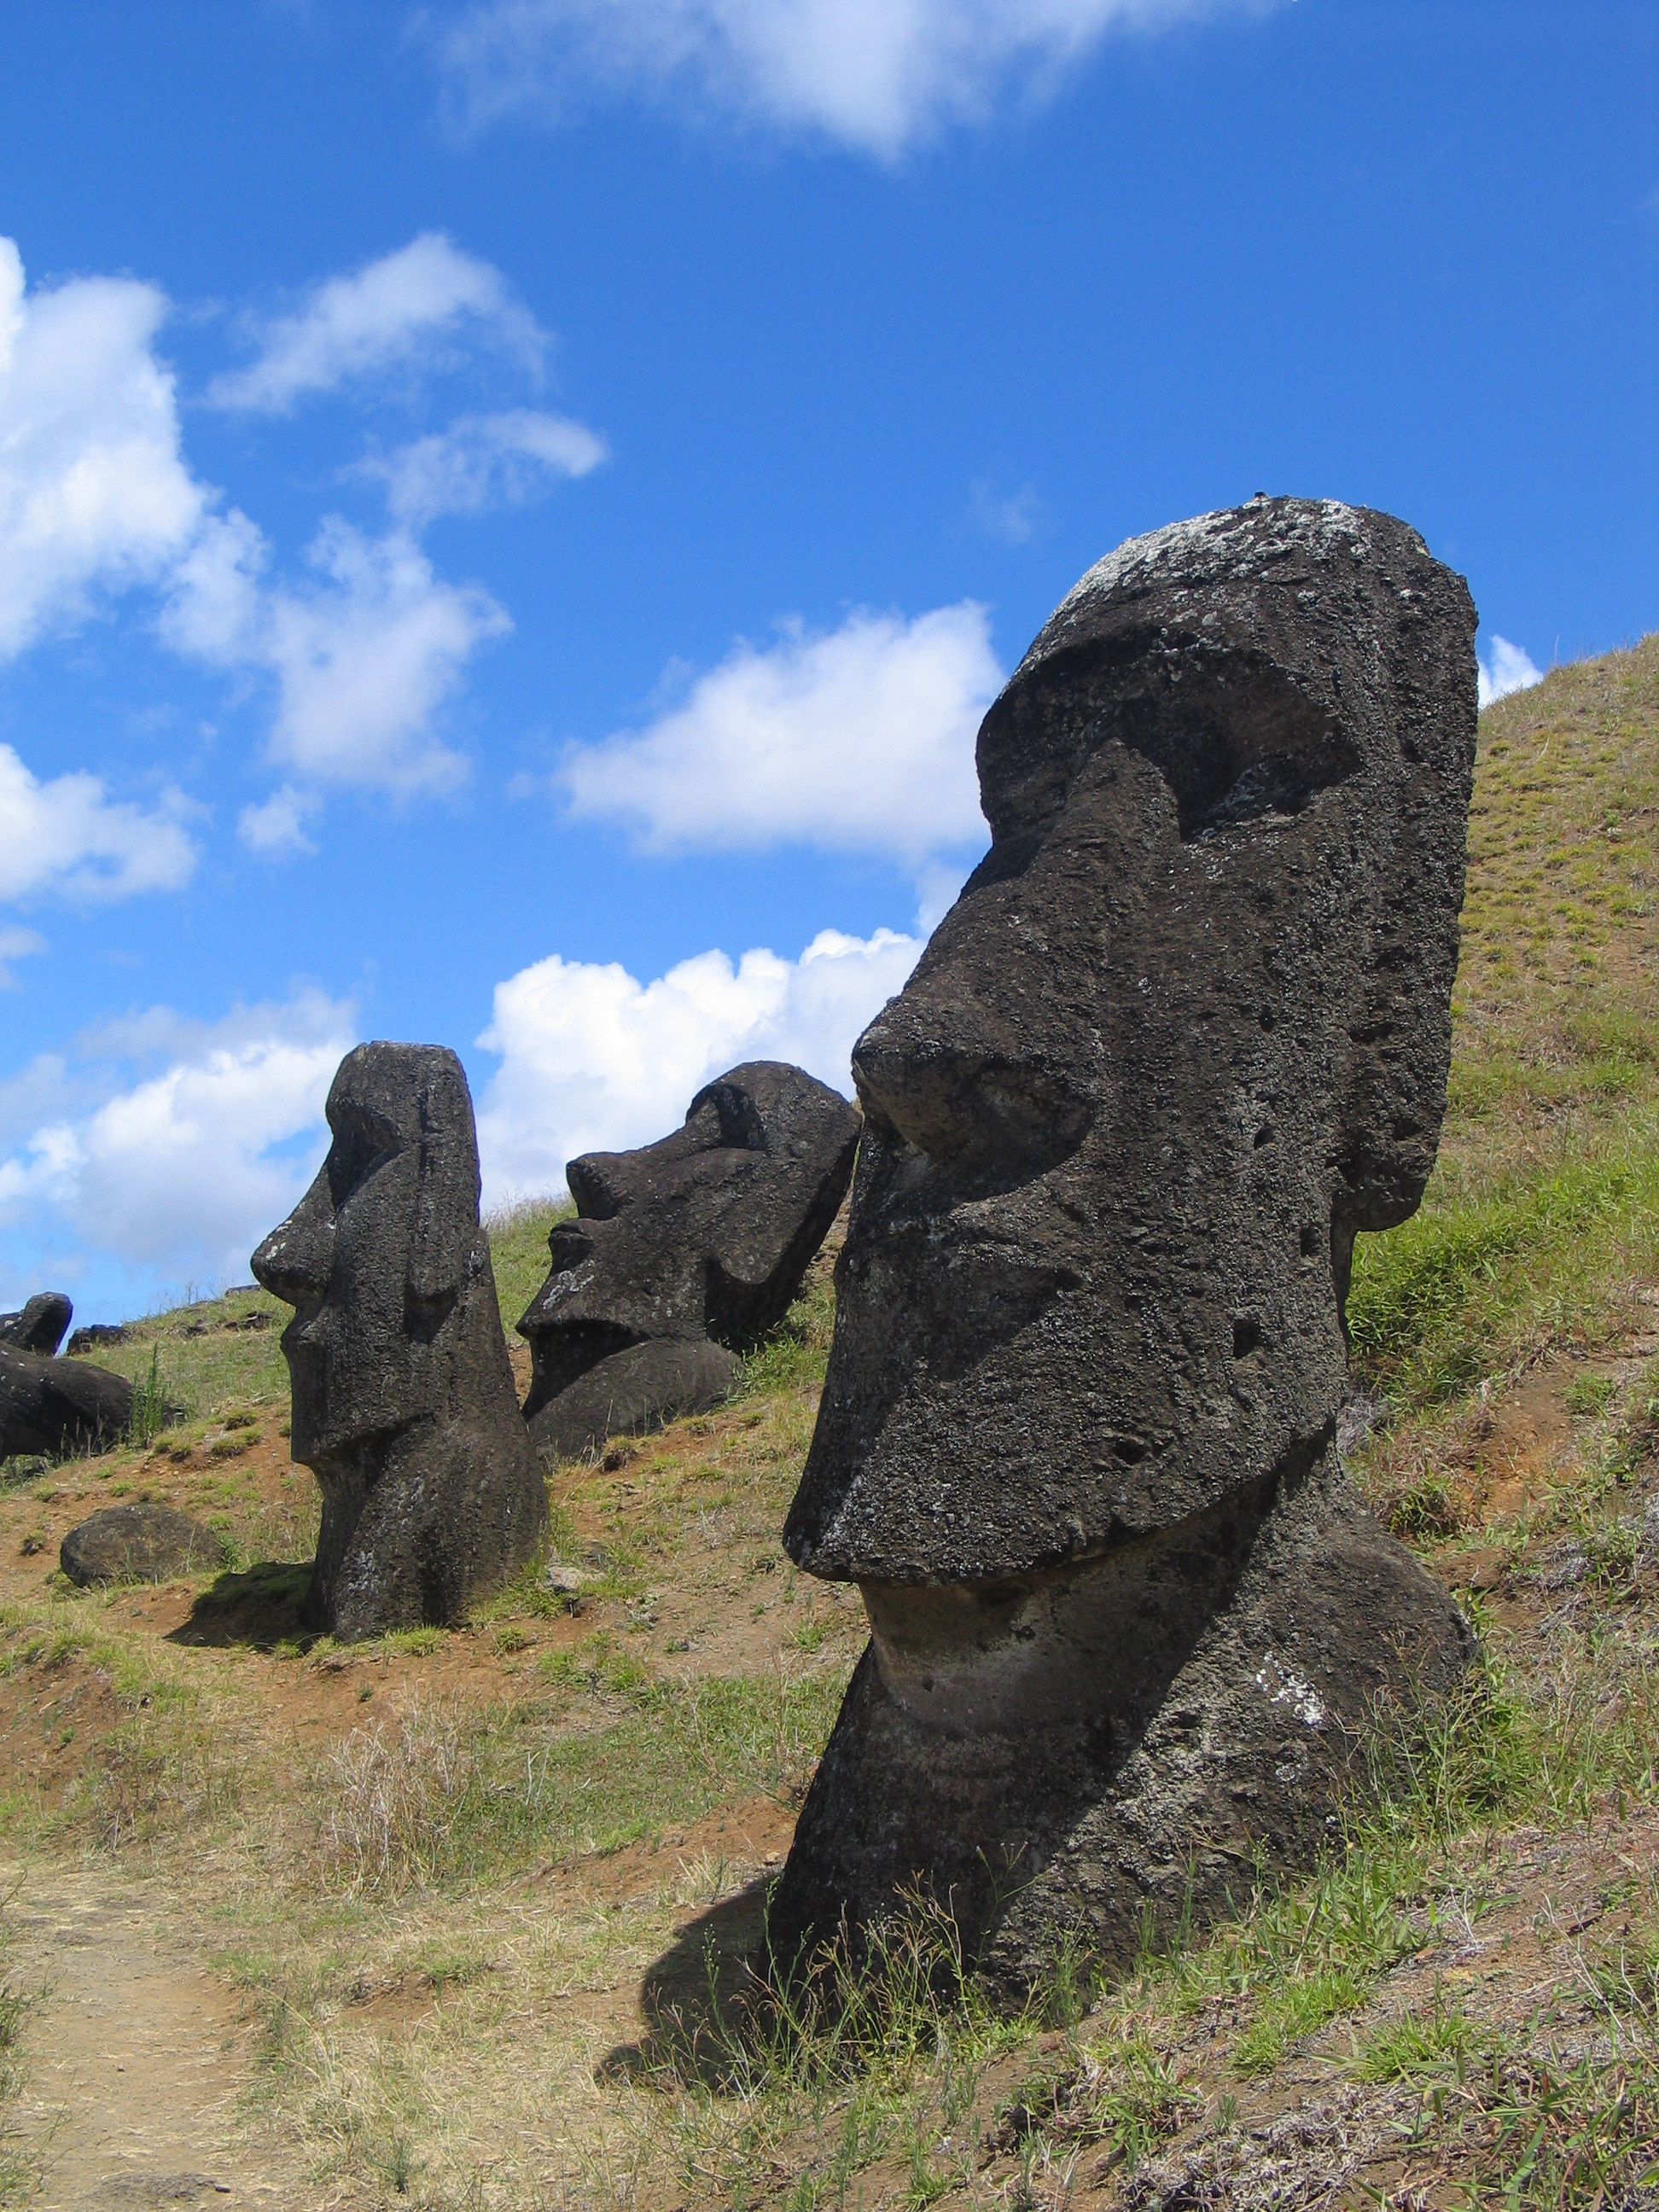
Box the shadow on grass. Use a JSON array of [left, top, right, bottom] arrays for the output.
[[600, 1875, 776, 2089], [169, 1558, 314, 1650]]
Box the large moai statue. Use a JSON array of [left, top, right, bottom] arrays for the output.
[[520, 1062, 861, 1459], [772, 497, 1479, 1989], [253, 1043, 547, 1639]]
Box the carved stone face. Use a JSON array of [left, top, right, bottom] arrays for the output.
[[252, 1044, 484, 1464], [518, 1061, 861, 1423], [784, 498, 1478, 1588]]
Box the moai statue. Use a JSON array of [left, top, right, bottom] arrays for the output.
[[520, 1062, 861, 1458], [253, 1043, 547, 1639], [0, 1292, 73, 1356], [772, 497, 1479, 1989]]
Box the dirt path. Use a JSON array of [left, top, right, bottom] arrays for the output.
[[3, 1860, 288, 2211]]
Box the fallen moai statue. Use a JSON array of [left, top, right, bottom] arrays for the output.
[[0, 1292, 73, 1356], [771, 496, 1479, 1991], [0, 1343, 133, 1459], [252, 1042, 547, 1639], [61, 1501, 217, 1586], [519, 1062, 861, 1459]]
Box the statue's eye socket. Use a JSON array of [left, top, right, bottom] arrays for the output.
[[327, 1123, 395, 1209]]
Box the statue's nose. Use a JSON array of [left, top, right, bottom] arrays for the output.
[[252, 1172, 335, 1307], [853, 1005, 1091, 1180]]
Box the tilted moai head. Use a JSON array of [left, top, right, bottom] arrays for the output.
[[253, 1043, 546, 1639], [772, 498, 1479, 1982], [519, 1062, 860, 1456]]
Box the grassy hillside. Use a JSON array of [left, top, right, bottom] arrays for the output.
[[0, 638, 1656, 2209]]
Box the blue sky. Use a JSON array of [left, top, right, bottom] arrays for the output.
[[1, 0, 1655, 1322]]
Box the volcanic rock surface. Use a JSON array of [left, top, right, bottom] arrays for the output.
[[252, 1042, 547, 1640], [520, 1062, 860, 1458], [61, 1502, 218, 1587], [771, 495, 1481, 1987]]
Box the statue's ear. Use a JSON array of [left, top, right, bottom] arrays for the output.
[[405, 1057, 482, 1308]]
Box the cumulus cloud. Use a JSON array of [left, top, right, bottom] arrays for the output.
[[0, 235, 210, 659], [260, 522, 510, 795], [0, 990, 355, 1311], [428, 0, 1262, 158], [0, 743, 196, 905], [208, 232, 546, 413], [474, 924, 919, 1205], [238, 785, 322, 858], [1477, 634, 1546, 710], [561, 603, 996, 869], [358, 408, 610, 527], [968, 476, 1043, 544]]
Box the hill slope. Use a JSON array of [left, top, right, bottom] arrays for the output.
[[0, 637, 1656, 2209]]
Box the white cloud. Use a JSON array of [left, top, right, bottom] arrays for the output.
[[969, 476, 1042, 545], [0, 990, 355, 1308], [0, 927, 44, 987], [238, 785, 322, 858], [0, 743, 196, 905], [261, 522, 510, 795], [428, 0, 1263, 158], [474, 924, 919, 1205], [1477, 635, 1545, 709], [560, 603, 996, 868], [0, 235, 211, 658], [159, 506, 268, 663], [208, 233, 546, 413], [359, 408, 610, 527]]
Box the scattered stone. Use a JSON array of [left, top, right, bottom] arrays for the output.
[[519, 1062, 859, 1456], [772, 497, 1480, 1990], [0, 1291, 73, 1356], [60, 1502, 218, 1586], [251, 1041, 548, 1641], [0, 1345, 134, 1460], [66, 1322, 128, 1354]]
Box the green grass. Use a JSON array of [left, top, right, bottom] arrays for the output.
[[482, 1193, 570, 1339], [735, 1276, 836, 1400], [315, 1662, 850, 1896], [1351, 1991, 1493, 2084], [1348, 1126, 1659, 1406]]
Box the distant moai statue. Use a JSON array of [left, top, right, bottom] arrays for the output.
[[519, 1062, 860, 1459], [253, 1043, 546, 1639]]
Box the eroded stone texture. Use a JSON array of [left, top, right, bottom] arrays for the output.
[[61, 1502, 217, 1586], [520, 1062, 859, 1456], [0, 1344, 132, 1459], [0, 1293, 73, 1356], [772, 496, 1479, 1983], [252, 1043, 547, 1640]]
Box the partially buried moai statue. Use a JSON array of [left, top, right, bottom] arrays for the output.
[[519, 1062, 861, 1459], [772, 496, 1479, 1989], [253, 1043, 547, 1639]]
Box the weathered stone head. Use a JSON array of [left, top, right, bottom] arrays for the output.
[[520, 1061, 860, 1458], [253, 1042, 546, 1639], [772, 498, 1479, 1985], [0, 1293, 73, 1357]]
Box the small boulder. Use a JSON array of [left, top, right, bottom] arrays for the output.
[[61, 1502, 218, 1586], [0, 1345, 134, 1459], [0, 1292, 73, 1357]]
